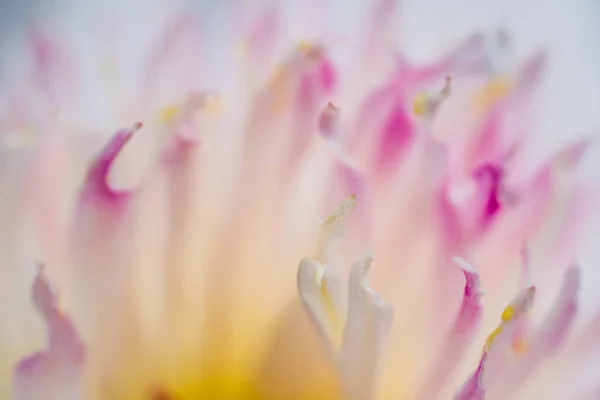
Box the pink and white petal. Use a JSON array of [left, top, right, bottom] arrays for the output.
[[24, 125, 71, 272], [455, 286, 536, 398], [398, 32, 489, 93], [235, 2, 281, 79], [453, 352, 487, 400], [417, 258, 484, 399], [468, 140, 587, 279], [339, 252, 393, 400], [80, 122, 142, 208], [297, 258, 345, 354], [241, 45, 337, 188], [318, 102, 341, 140], [12, 268, 85, 400], [489, 266, 580, 397], [467, 52, 547, 170]]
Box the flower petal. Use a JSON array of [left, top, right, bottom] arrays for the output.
[[12, 267, 85, 400], [454, 285, 536, 399], [297, 257, 345, 354], [81, 122, 142, 207], [339, 251, 393, 400], [318, 102, 340, 140], [453, 352, 487, 400], [488, 265, 580, 397], [417, 258, 484, 398]]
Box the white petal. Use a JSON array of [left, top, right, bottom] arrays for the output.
[[339, 251, 393, 400], [297, 257, 344, 355]]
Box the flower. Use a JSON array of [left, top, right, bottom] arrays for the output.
[[0, 1, 599, 399]]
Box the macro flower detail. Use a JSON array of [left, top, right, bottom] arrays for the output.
[[0, 1, 599, 399]]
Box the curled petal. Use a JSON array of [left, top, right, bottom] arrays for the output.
[[297, 258, 344, 355], [455, 286, 536, 399], [82, 122, 142, 206], [339, 252, 393, 400], [417, 258, 484, 399], [452, 258, 484, 334], [12, 268, 85, 400]]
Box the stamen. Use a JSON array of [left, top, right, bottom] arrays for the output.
[[323, 193, 357, 227], [412, 76, 452, 119], [485, 286, 535, 351]]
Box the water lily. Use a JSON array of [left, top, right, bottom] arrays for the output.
[[0, 1, 599, 399]]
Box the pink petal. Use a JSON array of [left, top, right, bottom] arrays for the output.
[[489, 266, 580, 396], [80, 122, 142, 207], [455, 286, 536, 398], [240, 3, 279, 64], [464, 52, 547, 173], [243, 45, 337, 182], [318, 102, 340, 139], [25, 125, 69, 268], [12, 267, 85, 400], [372, 100, 414, 175], [398, 32, 489, 92], [160, 94, 207, 166], [417, 258, 484, 399], [454, 352, 487, 400]]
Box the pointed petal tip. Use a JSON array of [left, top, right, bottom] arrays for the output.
[[454, 257, 484, 297], [318, 102, 341, 138], [453, 257, 475, 273], [83, 122, 143, 204], [32, 264, 57, 314], [363, 250, 375, 261]]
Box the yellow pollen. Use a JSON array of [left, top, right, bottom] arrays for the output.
[[412, 93, 427, 116], [501, 305, 514, 322], [485, 325, 504, 351], [159, 105, 182, 123], [324, 194, 357, 226]]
